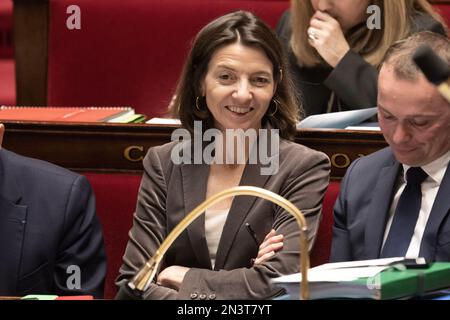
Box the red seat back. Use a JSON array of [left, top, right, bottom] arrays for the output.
[[0, 0, 14, 105], [310, 181, 339, 267], [83, 172, 141, 299], [0, 0, 13, 59], [47, 0, 289, 116], [434, 4, 450, 29]]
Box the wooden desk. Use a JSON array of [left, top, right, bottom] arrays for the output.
[[2, 121, 388, 179]]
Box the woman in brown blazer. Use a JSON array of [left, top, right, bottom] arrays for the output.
[[116, 11, 330, 300]]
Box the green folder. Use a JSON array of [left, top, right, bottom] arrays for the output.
[[354, 262, 450, 300], [276, 262, 450, 300]]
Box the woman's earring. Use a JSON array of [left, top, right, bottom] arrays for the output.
[[195, 96, 203, 111], [268, 98, 280, 117]]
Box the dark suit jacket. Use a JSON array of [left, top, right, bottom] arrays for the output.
[[330, 147, 450, 262], [0, 149, 106, 298], [276, 11, 446, 116], [116, 139, 330, 299]]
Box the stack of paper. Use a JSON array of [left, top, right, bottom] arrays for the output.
[[297, 108, 378, 129], [146, 117, 181, 125], [0, 106, 145, 123], [273, 258, 450, 300]]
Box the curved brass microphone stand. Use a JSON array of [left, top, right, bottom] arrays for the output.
[[127, 186, 310, 300]]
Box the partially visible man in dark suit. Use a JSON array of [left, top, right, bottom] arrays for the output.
[[331, 32, 450, 262], [0, 123, 106, 297]]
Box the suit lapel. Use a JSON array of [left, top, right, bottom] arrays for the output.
[[181, 162, 212, 268], [420, 162, 450, 261], [214, 161, 272, 270], [364, 160, 400, 259]]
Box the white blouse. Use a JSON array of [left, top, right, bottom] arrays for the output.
[[205, 208, 229, 269]]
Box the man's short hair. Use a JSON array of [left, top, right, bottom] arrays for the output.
[[381, 31, 450, 81]]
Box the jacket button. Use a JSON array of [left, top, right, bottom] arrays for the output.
[[209, 293, 216, 300], [199, 293, 207, 300], [190, 292, 198, 299]]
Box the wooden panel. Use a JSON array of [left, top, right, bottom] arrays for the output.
[[13, 0, 48, 105], [294, 129, 387, 179], [1, 121, 387, 179]]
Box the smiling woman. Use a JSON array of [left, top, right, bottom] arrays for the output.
[[201, 43, 275, 132], [172, 10, 300, 140], [115, 10, 331, 300]]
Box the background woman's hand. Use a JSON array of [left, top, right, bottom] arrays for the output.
[[253, 229, 284, 265], [308, 11, 350, 68]]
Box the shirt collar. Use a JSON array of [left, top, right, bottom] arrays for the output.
[[402, 149, 450, 186]]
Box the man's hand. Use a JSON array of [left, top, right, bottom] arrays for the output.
[[0, 123, 4, 148], [254, 229, 284, 265], [157, 265, 190, 291], [307, 11, 350, 68]]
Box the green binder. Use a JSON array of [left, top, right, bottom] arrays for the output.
[[353, 262, 450, 300], [276, 262, 450, 300]]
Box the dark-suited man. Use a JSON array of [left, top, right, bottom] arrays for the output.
[[0, 123, 107, 297], [331, 32, 450, 262]]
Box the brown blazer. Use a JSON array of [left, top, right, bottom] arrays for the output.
[[116, 138, 330, 299]]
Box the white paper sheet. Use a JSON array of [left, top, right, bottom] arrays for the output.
[[297, 107, 377, 129], [146, 117, 181, 125]]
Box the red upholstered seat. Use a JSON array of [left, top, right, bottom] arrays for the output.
[[0, 59, 15, 105], [82, 172, 142, 299], [434, 4, 450, 29], [310, 181, 339, 267], [0, 0, 14, 105], [47, 0, 289, 117]]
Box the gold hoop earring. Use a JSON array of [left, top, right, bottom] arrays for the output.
[[195, 96, 203, 111], [268, 98, 280, 117]]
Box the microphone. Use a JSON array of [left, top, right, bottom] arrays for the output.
[[117, 186, 311, 300], [412, 45, 450, 103]]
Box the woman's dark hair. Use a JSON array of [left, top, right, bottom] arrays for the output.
[[171, 10, 301, 140]]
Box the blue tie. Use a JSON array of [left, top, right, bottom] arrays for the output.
[[380, 167, 428, 258]]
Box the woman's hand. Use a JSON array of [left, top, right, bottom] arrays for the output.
[[157, 265, 190, 290], [253, 229, 284, 265], [307, 11, 350, 68]]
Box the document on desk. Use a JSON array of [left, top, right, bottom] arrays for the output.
[[278, 267, 387, 283], [274, 257, 405, 283], [272, 259, 450, 300], [274, 264, 393, 283], [312, 257, 405, 271], [146, 117, 181, 125], [297, 107, 377, 129]]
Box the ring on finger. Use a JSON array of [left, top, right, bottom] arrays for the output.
[[308, 29, 319, 40]]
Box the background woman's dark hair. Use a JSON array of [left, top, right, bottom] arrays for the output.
[[171, 10, 301, 140]]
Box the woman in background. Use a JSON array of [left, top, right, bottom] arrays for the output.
[[276, 0, 447, 116]]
